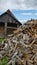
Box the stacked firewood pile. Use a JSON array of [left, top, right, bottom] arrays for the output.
[[0, 19, 37, 65]]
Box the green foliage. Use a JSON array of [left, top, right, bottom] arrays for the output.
[[0, 57, 8, 65], [0, 38, 4, 43]]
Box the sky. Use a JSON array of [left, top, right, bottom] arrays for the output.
[[0, 0, 37, 24]]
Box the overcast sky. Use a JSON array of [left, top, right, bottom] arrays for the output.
[[0, 0, 37, 24]]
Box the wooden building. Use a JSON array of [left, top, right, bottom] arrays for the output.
[[0, 9, 22, 37]]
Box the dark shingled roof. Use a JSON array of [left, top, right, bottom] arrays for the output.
[[0, 9, 22, 25]]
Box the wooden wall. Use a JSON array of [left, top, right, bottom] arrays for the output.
[[0, 26, 4, 37], [0, 26, 4, 33]]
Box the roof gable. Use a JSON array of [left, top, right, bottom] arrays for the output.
[[0, 9, 22, 25]]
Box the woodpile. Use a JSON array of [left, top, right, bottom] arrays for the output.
[[0, 19, 37, 65]]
